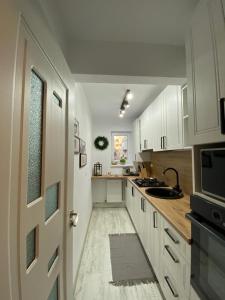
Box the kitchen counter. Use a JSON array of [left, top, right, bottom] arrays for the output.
[[92, 175, 138, 180], [128, 178, 191, 244]]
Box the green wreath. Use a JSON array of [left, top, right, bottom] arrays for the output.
[[94, 136, 109, 150]]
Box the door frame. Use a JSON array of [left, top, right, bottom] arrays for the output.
[[9, 16, 74, 300]]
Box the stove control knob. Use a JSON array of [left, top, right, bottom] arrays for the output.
[[212, 209, 222, 224]]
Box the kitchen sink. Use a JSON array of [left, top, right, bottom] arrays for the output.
[[145, 187, 183, 199]]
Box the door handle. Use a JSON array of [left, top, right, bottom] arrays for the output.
[[70, 211, 79, 227], [220, 98, 225, 134], [163, 136, 167, 149]]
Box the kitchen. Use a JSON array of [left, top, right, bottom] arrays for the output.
[[1, 1, 225, 300]]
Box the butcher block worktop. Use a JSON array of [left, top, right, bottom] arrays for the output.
[[128, 178, 191, 244], [92, 175, 130, 179]]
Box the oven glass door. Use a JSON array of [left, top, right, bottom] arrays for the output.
[[191, 216, 225, 300]]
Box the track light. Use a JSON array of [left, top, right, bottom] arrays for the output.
[[118, 89, 133, 118]]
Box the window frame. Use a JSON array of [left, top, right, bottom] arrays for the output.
[[111, 131, 132, 166]]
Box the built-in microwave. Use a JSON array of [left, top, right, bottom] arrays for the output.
[[201, 148, 225, 202]]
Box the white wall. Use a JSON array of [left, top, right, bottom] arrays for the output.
[[73, 83, 93, 285], [92, 118, 134, 175]]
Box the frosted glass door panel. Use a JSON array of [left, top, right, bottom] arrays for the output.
[[27, 71, 44, 204], [45, 183, 59, 221], [48, 278, 59, 300]]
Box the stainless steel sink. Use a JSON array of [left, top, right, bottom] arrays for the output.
[[145, 187, 183, 199]]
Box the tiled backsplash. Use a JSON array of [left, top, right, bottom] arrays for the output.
[[150, 150, 193, 195]]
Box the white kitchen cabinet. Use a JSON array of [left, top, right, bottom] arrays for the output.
[[136, 85, 183, 152], [133, 118, 141, 158], [140, 105, 154, 151], [125, 182, 191, 300], [152, 93, 164, 151], [106, 180, 122, 202], [186, 0, 225, 144], [160, 218, 191, 300], [164, 86, 183, 150], [92, 180, 107, 203]]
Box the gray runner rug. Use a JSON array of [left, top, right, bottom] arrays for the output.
[[109, 233, 156, 286]]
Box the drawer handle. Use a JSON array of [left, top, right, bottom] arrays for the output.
[[164, 228, 180, 244], [164, 245, 179, 263], [164, 276, 179, 298], [153, 211, 157, 228]]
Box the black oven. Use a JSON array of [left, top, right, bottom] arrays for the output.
[[187, 195, 225, 300]]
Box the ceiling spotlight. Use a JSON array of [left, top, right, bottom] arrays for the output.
[[119, 111, 124, 118], [126, 90, 133, 101], [124, 100, 130, 108]]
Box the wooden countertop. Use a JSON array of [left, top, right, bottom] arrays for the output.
[[128, 178, 191, 244], [92, 175, 136, 180]]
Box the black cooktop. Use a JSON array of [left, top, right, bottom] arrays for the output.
[[133, 178, 167, 188]]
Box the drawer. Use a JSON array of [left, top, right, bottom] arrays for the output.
[[162, 219, 186, 258]]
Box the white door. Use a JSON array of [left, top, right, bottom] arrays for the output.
[[15, 23, 73, 300]]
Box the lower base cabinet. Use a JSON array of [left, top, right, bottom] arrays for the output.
[[126, 182, 191, 300]]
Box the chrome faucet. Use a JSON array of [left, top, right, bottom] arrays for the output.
[[163, 167, 182, 193]]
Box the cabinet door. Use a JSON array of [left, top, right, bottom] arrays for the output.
[[133, 119, 141, 157], [106, 180, 122, 202], [152, 94, 164, 151], [164, 86, 183, 150], [151, 209, 162, 279], [186, 0, 224, 144]]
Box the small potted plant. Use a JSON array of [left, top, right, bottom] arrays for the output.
[[120, 155, 127, 165]]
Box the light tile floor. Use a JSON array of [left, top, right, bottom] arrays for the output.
[[74, 208, 163, 300]]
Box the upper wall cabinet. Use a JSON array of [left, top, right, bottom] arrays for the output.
[[134, 85, 184, 154], [186, 0, 225, 145], [164, 86, 183, 150]]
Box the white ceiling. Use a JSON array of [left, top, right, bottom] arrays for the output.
[[82, 83, 165, 121], [40, 0, 198, 46]]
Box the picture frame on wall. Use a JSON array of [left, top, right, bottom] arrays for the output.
[[74, 136, 80, 154], [79, 153, 87, 168], [79, 139, 86, 154], [74, 118, 79, 137]]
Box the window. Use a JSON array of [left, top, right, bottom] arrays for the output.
[[111, 132, 131, 164]]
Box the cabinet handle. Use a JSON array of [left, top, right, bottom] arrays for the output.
[[161, 137, 163, 149], [164, 245, 179, 263], [164, 228, 180, 244], [153, 211, 157, 228], [142, 198, 146, 212], [164, 276, 179, 298], [132, 187, 134, 197], [220, 98, 225, 134], [141, 198, 143, 211]]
